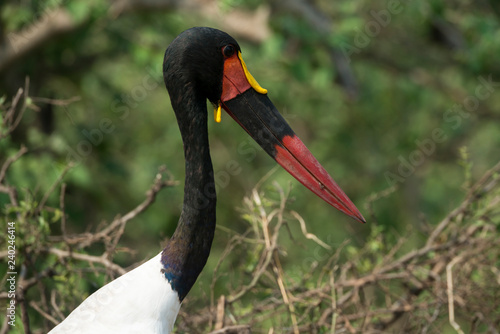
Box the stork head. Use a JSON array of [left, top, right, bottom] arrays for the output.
[[163, 27, 365, 224]]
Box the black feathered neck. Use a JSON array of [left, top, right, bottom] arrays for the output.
[[161, 27, 239, 301]]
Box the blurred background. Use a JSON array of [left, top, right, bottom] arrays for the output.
[[1, 0, 499, 333]]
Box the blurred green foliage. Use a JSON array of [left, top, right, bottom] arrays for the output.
[[1, 0, 499, 332]]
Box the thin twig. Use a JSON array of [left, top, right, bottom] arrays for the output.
[[427, 160, 500, 247], [59, 183, 68, 239], [36, 163, 74, 214], [31, 96, 81, 106], [4, 88, 23, 126], [447, 256, 465, 334], [0, 145, 28, 184], [48, 248, 126, 276], [30, 301, 60, 325], [291, 210, 331, 250]]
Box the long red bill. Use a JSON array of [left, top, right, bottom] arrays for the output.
[[219, 50, 366, 224]]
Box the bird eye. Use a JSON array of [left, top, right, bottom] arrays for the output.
[[222, 45, 235, 58]]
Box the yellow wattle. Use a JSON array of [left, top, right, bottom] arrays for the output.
[[238, 51, 268, 94], [214, 103, 222, 123]]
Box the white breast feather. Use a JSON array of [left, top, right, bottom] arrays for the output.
[[49, 253, 181, 334]]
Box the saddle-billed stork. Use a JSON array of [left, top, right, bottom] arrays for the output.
[[49, 27, 365, 333]]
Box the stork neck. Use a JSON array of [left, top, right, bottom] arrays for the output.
[[161, 94, 217, 302]]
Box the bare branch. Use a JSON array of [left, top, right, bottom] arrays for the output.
[[1, 0, 270, 73], [48, 248, 127, 276], [36, 163, 74, 214], [0, 145, 28, 184], [446, 256, 465, 334], [1, 9, 78, 74]]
